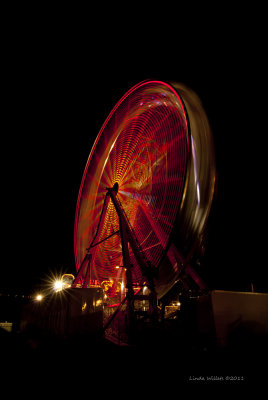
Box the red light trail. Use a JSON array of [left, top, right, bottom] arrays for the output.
[[74, 81, 190, 297]]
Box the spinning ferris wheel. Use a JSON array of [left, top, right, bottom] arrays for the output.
[[73, 80, 215, 308]]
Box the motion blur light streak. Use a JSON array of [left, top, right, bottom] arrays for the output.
[[74, 80, 216, 298], [74, 81, 190, 297]]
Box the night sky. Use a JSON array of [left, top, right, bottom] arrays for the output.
[[2, 10, 267, 294]]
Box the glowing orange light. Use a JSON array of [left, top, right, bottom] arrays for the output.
[[36, 294, 43, 301]]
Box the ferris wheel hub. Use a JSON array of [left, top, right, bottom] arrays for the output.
[[112, 182, 119, 193]]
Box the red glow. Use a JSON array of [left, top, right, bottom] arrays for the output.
[[74, 81, 189, 297]]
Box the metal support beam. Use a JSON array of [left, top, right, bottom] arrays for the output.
[[107, 183, 158, 330], [107, 184, 157, 288], [107, 184, 135, 339], [73, 253, 91, 288]]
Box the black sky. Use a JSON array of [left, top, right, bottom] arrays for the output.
[[2, 9, 267, 293]]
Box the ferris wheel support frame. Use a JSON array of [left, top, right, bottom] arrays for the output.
[[72, 182, 158, 339], [72, 179, 206, 297], [107, 184, 135, 332], [107, 183, 158, 328]]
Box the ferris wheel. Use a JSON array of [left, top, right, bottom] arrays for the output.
[[73, 80, 215, 304]]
